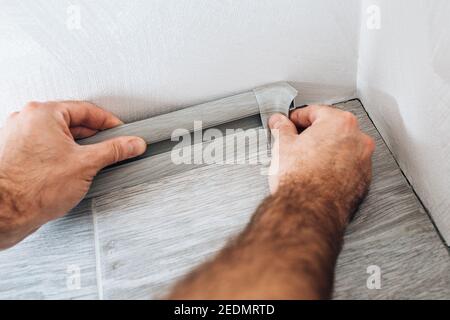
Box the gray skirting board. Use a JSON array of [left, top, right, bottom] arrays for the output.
[[80, 82, 296, 199], [78, 82, 296, 146], [0, 99, 448, 299]]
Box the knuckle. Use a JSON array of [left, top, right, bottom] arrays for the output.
[[22, 101, 59, 120], [308, 104, 323, 110], [313, 104, 329, 113], [24, 101, 41, 110], [314, 105, 334, 117], [341, 111, 358, 127], [7, 111, 19, 119], [110, 141, 123, 163], [317, 104, 333, 109], [365, 135, 376, 152], [78, 152, 99, 174]]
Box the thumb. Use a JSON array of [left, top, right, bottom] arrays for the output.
[[84, 136, 147, 170], [268, 113, 298, 137]]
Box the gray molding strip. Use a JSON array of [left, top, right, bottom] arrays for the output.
[[82, 82, 297, 199], [78, 82, 297, 146]]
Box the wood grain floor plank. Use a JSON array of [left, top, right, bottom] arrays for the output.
[[92, 99, 449, 299], [0, 201, 98, 299], [93, 163, 269, 299], [1, 99, 447, 299], [333, 100, 450, 299]]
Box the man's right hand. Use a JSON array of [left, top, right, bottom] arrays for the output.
[[169, 105, 375, 300], [268, 105, 375, 227]]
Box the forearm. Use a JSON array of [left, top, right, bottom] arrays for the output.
[[169, 178, 350, 300], [0, 178, 18, 249], [0, 176, 35, 250]]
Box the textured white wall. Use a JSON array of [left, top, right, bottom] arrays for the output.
[[358, 0, 450, 243], [0, 0, 360, 124]]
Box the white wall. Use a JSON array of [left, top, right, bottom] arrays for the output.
[[358, 0, 450, 243], [0, 0, 360, 124]]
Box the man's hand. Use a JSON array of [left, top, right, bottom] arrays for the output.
[[269, 105, 375, 226], [169, 105, 375, 299], [0, 101, 146, 250]]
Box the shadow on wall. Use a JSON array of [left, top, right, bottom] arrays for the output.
[[289, 81, 356, 106], [91, 95, 182, 124], [428, 0, 450, 84], [92, 81, 357, 123], [432, 43, 450, 85], [358, 86, 409, 172]]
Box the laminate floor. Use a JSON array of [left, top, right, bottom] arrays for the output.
[[0, 100, 448, 299]]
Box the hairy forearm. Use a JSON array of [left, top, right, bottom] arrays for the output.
[[0, 178, 17, 249], [169, 178, 352, 300], [0, 176, 35, 250]]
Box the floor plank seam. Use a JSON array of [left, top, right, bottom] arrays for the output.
[[1, 99, 448, 299], [91, 198, 104, 300]]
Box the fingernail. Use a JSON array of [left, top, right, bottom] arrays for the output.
[[128, 138, 147, 156]]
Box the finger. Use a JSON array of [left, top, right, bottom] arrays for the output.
[[362, 134, 376, 158], [54, 101, 123, 130], [290, 105, 330, 128], [268, 113, 298, 136], [70, 126, 98, 139], [8, 111, 20, 119], [82, 136, 147, 170]]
